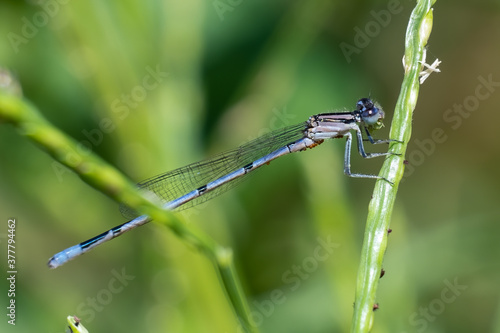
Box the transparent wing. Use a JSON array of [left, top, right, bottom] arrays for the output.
[[120, 122, 307, 218]]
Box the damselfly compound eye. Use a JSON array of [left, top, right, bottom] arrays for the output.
[[357, 98, 374, 112]]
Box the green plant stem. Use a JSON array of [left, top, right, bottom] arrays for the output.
[[351, 1, 437, 332], [0, 89, 258, 333], [67, 315, 89, 333]]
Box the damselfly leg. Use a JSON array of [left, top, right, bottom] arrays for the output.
[[344, 125, 401, 184]]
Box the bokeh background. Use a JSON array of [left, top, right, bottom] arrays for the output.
[[1, 1, 500, 332]]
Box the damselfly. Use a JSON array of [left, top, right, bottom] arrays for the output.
[[48, 98, 398, 268]]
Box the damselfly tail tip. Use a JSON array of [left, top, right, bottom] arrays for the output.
[[47, 256, 60, 269], [47, 253, 67, 269], [47, 244, 82, 269]]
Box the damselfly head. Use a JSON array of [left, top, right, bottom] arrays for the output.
[[357, 98, 385, 130]]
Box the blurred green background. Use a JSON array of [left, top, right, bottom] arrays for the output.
[[1, 0, 500, 332]]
